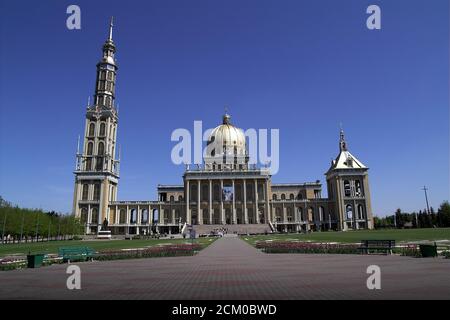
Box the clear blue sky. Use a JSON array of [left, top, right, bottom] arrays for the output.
[[0, 0, 448, 216]]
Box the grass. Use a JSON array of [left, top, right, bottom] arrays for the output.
[[242, 228, 450, 247], [0, 237, 216, 257]]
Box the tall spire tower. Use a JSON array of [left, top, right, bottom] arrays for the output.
[[72, 18, 120, 234]]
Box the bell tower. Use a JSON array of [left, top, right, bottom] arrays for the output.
[[72, 18, 120, 234], [325, 128, 373, 231]]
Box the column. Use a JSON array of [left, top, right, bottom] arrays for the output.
[[220, 179, 224, 224], [115, 205, 118, 224], [232, 180, 236, 224], [186, 180, 190, 224], [209, 180, 213, 225], [265, 179, 270, 224], [254, 179, 259, 224], [283, 203, 287, 223], [197, 180, 202, 225], [172, 209, 176, 224], [243, 179, 248, 224]]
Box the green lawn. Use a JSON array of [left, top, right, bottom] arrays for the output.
[[242, 228, 450, 246], [0, 237, 216, 257]]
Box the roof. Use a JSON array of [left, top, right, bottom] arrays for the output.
[[330, 150, 367, 170]]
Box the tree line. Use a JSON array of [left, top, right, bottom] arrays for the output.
[[374, 201, 450, 229], [0, 196, 84, 244]]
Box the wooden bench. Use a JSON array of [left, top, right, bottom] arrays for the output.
[[58, 247, 96, 263], [359, 240, 395, 255]]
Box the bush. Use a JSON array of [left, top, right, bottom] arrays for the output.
[[394, 245, 421, 257], [442, 251, 450, 259], [256, 241, 360, 254], [95, 244, 202, 261]]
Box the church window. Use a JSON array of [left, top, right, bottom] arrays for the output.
[[82, 184, 89, 200], [344, 180, 351, 197], [87, 142, 94, 155], [202, 184, 208, 201], [85, 158, 92, 171], [213, 185, 220, 201], [80, 208, 88, 224], [89, 123, 95, 136], [119, 209, 126, 224], [93, 184, 100, 200], [100, 123, 106, 136], [346, 204, 353, 220], [130, 209, 137, 224], [91, 208, 98, 224], [357, 205, 364, 220], [141, 209, 149, 224], [355, 180, 362, 197], [98, 142, 105, 155]]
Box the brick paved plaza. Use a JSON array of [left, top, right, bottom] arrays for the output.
[[1, 237, 449, 299]]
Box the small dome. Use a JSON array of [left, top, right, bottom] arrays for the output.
[[207, 113, 246, 157]]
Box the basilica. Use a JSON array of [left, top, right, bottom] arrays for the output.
[[72, 21, 374, 235]]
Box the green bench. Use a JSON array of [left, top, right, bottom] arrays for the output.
[[359, 240, 396, 255], [58, 247, 96, 263]]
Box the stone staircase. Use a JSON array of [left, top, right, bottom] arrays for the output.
[[193, 224, 272, 236]]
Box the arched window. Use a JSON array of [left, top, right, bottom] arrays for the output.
[[93, 184, 100, 200], [355, 180, 362, 197], [80, 208, 88, 224], [346, 204, 353, 220], [344, 180, 351, 197], [100, 123, 106, 136], [85, 158, 92, 171], [272, 194, 277, 200], [89, 123, 95, 136], [169, 195, 174, 202], [87, 142, 93, 155], [357, 205, 364, 220], [297, 193, 303, 200], [130, 209, 137, 224], [178, 195, 183, 201], [119, 209, 126, 224], [290, 194, 294, 200], [141, 209, 149, 224], [91, 208, 98, 224], [281, 194, 286, 200], [82, 184, 89, 200], [97, 142, 104, 155]]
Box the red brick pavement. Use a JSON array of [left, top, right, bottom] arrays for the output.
[[0, 237, 449, 299]]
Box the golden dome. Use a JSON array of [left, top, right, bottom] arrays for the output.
[[207, 113, 246, 157]]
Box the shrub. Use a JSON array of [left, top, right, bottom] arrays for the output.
[[442, 251, 450, 259], [256, 241, 360, 254], [94, 244, 202, 261]]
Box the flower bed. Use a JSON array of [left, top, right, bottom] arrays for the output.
[[255, 241, 360, 254], [94, 244, 202, 261]]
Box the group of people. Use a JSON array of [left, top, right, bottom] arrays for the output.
[[210, 227, 228, 237]]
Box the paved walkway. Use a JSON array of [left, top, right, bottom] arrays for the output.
[[1, 237, 449, 299]]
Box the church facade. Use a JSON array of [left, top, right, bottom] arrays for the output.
[[72, 21, 374, 235]]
